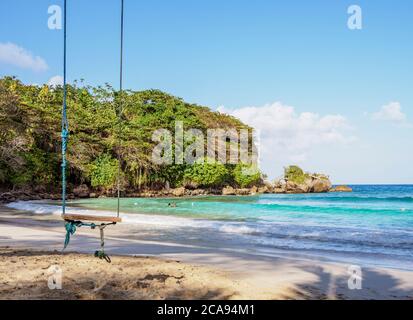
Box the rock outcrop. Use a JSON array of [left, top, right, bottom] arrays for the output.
[[222, 186, 262, 196], [273, 166, 332, 194], [330, 185, 352, 192], [273, 177, 331, 194], [234, 188, 251, 195], [222, 186, 236, 196], [310, 177, 332, 193]]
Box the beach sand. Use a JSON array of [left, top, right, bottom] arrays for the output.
[[0, 204, 412, 300]]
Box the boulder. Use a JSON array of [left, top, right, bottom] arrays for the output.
[[273, 187, 285, 193], [265, 183, 274, 193], [73, 185, 90, 198], [171, 187, 186, 197], [285, 181, 303, 193], [295, 178, 314, 193], [235, 188, 251, 195], [222, 186, 236, 196], [273, 179, 286, 189], [258, 186, 269, 194], [250, 186, 258, 194], [190, 189, 204, 196], [310, 178, 331, 193], [331, 185, 353, 192]]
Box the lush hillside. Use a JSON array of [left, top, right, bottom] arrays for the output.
[[0, 76, 261, 194]]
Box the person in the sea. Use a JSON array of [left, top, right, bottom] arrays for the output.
[[168, 202, 177, 208]]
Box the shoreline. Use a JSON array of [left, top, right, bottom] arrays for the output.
[[5, 199, 413, 273], [0, 178, 351, 205], [1, 204, 412, 300]]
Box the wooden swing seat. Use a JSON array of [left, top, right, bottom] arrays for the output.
[[62, 214, 122, 223]]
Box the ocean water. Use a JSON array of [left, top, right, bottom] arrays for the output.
[[8, 185, 413, 270]]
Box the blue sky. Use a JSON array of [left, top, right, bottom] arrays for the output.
[[1, 0, 412, 184]]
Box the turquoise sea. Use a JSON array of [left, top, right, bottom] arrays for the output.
[[11, 185, 413, 270]]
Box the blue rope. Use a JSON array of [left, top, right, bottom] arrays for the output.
[[116, 0, 124, 218], [63, 221, 96, 249], [63, 221, 113, 263], [61, 1, 122, 263], [61, 129, 68, 215], [63, 221, 78, 249], [61, 0, 68, 216]]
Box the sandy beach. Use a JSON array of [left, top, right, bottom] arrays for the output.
[[0, 204, 412, 300]]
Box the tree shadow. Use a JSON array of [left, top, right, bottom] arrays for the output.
[[286, 265, 413, 300], [0, 248, 238, 300]]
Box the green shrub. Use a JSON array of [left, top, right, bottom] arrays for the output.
[[284, 165, 309, 184], [233, 163, 261, 188]]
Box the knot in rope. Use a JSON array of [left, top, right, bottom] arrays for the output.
[[64, 221, 79, 249], [61, 129, 69, 154]]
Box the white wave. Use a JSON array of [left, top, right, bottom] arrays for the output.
[[6, 201, 201, 228], [219, 225, 256, 235], [7, 201, 64, 215], [5, 201, 259, 236]]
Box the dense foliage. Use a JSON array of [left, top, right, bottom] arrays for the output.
[[183, 158, 229, 188], [0, 77, 262, 193], [233, 163, 261, 188], [88, 154, 119, 189]]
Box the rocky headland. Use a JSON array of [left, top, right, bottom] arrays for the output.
[[0, 166, 352, 204]]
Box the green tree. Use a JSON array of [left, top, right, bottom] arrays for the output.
[[88, 154, 119, 189]]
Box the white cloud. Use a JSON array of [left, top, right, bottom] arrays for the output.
[[218, 102, 355, 176], [372, 102, 407, 123], [47, 75, 63, 87], [0, 42, 48, 72]]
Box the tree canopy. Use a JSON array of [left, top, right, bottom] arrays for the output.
[[0, 77, 262, 193]]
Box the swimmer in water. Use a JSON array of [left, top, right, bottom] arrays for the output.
[[168, 202, 177, 208]]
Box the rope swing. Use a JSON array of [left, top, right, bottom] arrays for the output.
[[61, 0, 125, 262]]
